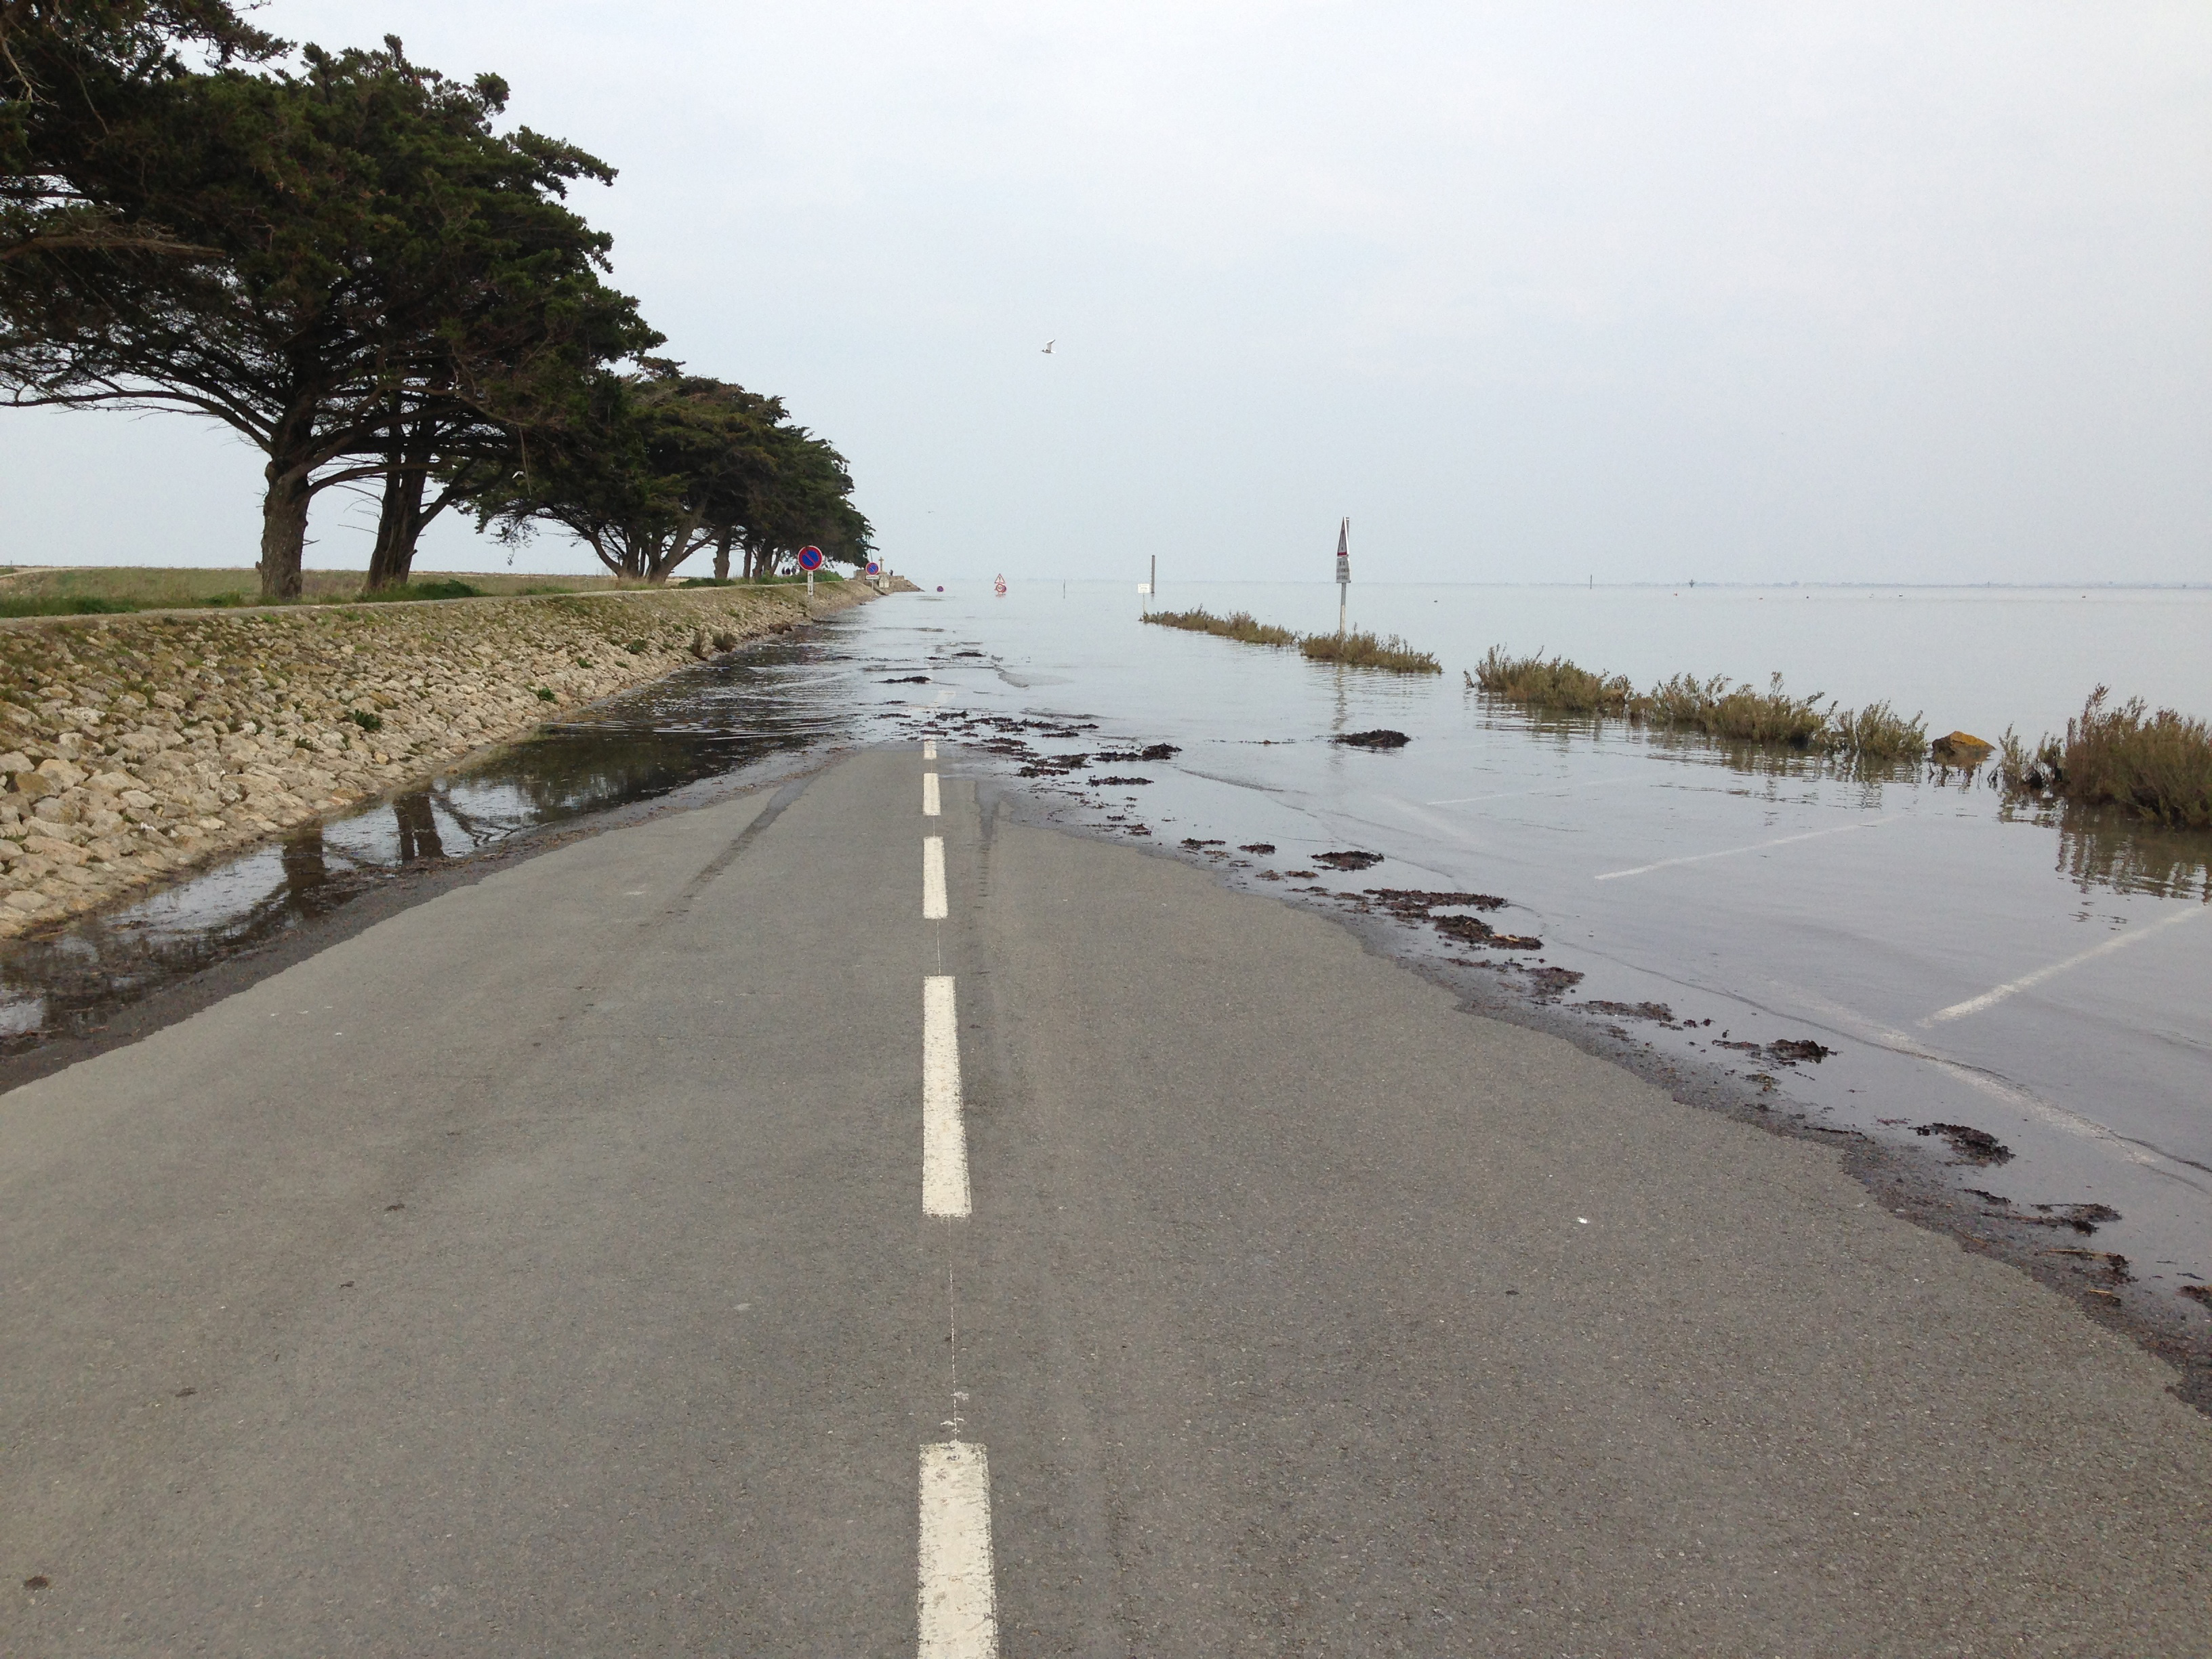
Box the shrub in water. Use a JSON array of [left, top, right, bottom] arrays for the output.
[[1299, 629, 1441, 674], [2054, 687, 2212, 830], [1472, 647, 1633, 714], [1143, 607, 1298, 647]]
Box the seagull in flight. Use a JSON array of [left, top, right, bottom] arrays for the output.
[[1041, 340, 1054, 354]]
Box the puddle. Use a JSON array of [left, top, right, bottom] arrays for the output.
[[0, 636, 859, 1050]]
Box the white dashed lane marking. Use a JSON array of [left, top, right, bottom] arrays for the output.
[[918, 1441, 998, 1659], [924, 739, 939, 760], [922, 976, 970, 1218], [924, 837, 947, 920], [1594, 817, 1891, 881], [1925, 904, 2203, 1025], [924, 773, 941, 817]]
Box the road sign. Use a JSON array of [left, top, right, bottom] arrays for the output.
[[866, 560, 881, 575], [1335, 517, 1350, 636], [798, 546, 824, 572]]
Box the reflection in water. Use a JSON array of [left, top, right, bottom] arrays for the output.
[[281, 831, 327, 895], [0, 636, 859, 1052], [2039, 800, 2212, 901], [393, 794, 443, 863]]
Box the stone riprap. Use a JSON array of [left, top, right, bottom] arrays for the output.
[[0, 581, 876, 939]]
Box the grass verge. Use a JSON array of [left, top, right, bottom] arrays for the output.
[[1143, 608, 1441, 673], [1144, 608, 1298, 647], [1300, 629, 1443, 674], [0, 596, 142, 617]]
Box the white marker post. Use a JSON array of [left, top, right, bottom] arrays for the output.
[[799, 543, 823, 605], [1334, 516, 1350, 636]]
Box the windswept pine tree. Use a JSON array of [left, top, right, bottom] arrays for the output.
[[1, 35, 653, 599], [475, 359, 872, 583], [1, 0, 281, 268]]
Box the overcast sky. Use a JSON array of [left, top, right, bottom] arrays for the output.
[[4, 1, 2207, 583]]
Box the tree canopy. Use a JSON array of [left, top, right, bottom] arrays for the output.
[[1, 19, 872, 595], [474, 360, 872, 584], [2, 0, 280, 265]]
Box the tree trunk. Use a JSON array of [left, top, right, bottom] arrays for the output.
[[258, 464, 313, 601], [714, 528, 732, 581], [258, 394, 323, 602], [366, 450, 430, 591]]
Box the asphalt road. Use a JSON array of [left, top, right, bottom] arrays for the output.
[[3, 746, 2208, 1656]]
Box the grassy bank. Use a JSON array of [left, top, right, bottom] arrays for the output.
[[1473, 648, 1927, 760], [1143, 607, 1439, 674], [1996, 689, 2212, 830], [0, 566, 790, 615]]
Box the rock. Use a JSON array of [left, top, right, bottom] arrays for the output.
[[36, 758, 87, 790], [1332, 729, 1411, 750], [1931, 731, 1993, 761], [1314, 849, 1385, 869], [0, 753, 29, 773], [12, 773, 56, 801]]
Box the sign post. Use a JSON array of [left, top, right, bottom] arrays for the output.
[[1334, 518, 1350, 636], [798, 544, 823, 603]]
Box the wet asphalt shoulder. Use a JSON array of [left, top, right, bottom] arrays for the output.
[[2, 745, 2208, 1655]]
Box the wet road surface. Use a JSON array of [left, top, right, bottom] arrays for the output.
[[5, 747, 2210, 1656]]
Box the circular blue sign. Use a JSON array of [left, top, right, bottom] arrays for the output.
[[866, 560, 881, 575], [798, 546, 824, 572]]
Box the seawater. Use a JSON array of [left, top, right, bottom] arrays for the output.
[[861, 581, 2212, 1307]]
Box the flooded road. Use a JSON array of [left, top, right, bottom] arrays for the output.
[[861, 583, 2212, 1344], [3, 580, 2207, 1349]]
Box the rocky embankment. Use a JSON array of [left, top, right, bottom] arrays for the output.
[[0, 581, 877, 939]]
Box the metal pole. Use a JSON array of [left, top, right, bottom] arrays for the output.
[[806, 567, 814, 604], [1334, 516, 1351, 636], [1149, 553, 1156, 615]]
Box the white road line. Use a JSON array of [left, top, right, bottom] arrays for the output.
[[924, 773, 942, 817], [924, 739, 939, 760], [1594, 817, 1891, 882], [923, 976, 970, 1218], [1427, 773, 1646, 807], [918, 1441, 997, 1659], [1767, 977, 2195, 1176], [924, 837, 948, 920], [1925, 905, 2203, 1025]]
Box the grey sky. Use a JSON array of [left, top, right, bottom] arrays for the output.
[[4, 2, 2207, 583]]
